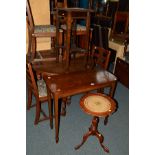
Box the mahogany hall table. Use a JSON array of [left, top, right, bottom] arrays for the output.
[[43, 69, 117, 143]]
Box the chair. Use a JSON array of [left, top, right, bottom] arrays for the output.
[[87, 45, 111, 94], [111, 11, 129, 37], [26, 62, 69, 125], [75, 93, 116, 153], [89, 45, 111, 70], [26, 0, 63, 62], [54, 0, 67, 8], [92, 25, 109, 50], [26, 62, 51, 125], [54, 0, 92, 66]]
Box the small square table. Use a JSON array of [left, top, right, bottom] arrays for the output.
[[43, 69, 117, 143]]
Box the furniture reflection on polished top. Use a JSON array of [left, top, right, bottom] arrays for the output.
[[32, 57, 88, 75], [55, 7, 94, 69], [43, 68, 117, 143], [32, 43, 111, 75]]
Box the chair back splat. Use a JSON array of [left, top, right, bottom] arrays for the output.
[[26, 63, 39, 98], [26, 0, 34, 32], [90, 45, 111, 70]]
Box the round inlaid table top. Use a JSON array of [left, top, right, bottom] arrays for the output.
[[80, 93, 116, 117]]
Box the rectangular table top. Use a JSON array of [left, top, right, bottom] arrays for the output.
[[43, 69, 117, 98]]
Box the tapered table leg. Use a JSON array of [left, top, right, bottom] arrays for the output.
[[54, 95, 59, 143], [47, 87, 53, 129]]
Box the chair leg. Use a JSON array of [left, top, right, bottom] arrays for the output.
[[34, 99, 41, 125], [66, 96, 71, 105], [28, 33, 32, 58], [27, 87, 32, 110], [61, 98, 67, 116], [31, 37, 36, 60], [51, 37, 55, 52], [97, 88, 104, 93]]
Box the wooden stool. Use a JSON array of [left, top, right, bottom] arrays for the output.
[[75, 93, 116, 153]]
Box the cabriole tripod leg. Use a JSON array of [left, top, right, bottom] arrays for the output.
[[95, 131, 109, 153], [74, 130, 92, 150]]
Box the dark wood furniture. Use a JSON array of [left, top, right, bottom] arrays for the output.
[[90, 0, 119, 29], [114, 57, 129, 88], [90, 45, 111, 70], [111, 11, 129, 38], [26, 62, 50, 125], [55, 7, 93, 69], [75, 93, 116, 153], [32, 44, 111, 78], [26, 0, 62, 62], [91, 25, 109, 50], [43, 69, 117, 143]]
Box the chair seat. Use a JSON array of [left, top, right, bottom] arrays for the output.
[[96, 70, 117, 83], [37, 79, 47, 97], [61, 24, 86, 31], [34, 25, 63, 33]]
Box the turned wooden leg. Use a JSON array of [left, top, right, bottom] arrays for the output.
[[51, 37, 55, 52], [66, 96, 71, 106], [28, 33, 32, 58], [61, 98, 67, 116], [97, 88, 104, 93], [27, 87, 32, 110], [34, 99, 41, 125], [31, 37, 36, 60]]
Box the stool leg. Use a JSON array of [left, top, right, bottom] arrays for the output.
[[75, 116, 98, 150], [95, 131, 109, 153], [61, 98, 67, 116], [75, 116, 110, 153], [31, 37, 36, 60], [74, 130, 92, 150]]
